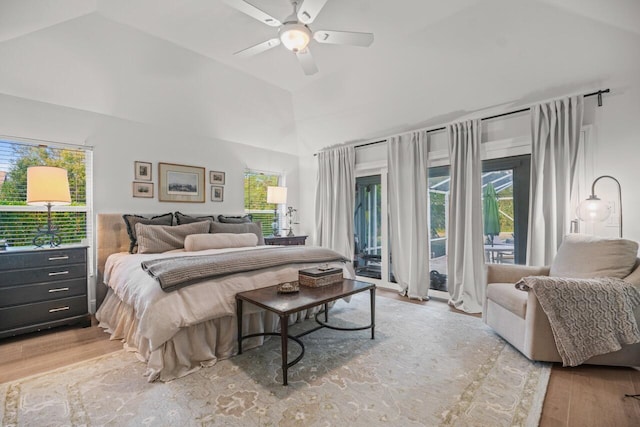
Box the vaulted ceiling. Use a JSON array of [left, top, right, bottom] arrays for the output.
[[0, 0, 639, 155]]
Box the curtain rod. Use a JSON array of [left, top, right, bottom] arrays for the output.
[[314, 88, 610, 155]]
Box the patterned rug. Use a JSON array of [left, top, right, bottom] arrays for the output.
[[0, 294, 550, 426]]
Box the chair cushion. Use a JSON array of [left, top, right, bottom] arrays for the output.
[[486, 283, 528, 319], [550, 234, 639, 279]]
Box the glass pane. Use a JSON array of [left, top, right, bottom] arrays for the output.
[[482, 170, 515, 264], [354, 175, 382, 279], [429, 171, 449, 291]]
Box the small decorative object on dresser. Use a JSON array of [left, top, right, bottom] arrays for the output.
[[134, 161, 152, 181], [264, 235, 307, 246], [0, 246, 91, 339], [211, 185, 224, 202], [210, 171, 225, 185], [132, 182, 154, 198], [298, 266, 343, 287]]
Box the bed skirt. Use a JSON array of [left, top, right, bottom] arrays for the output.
[[96, 288, 325, 382]]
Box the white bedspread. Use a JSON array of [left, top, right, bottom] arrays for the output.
[[103, 246, 353, 353]]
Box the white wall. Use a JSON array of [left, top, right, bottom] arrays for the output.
[[0, 93, 301, 311], [298, 70, 640, 246]]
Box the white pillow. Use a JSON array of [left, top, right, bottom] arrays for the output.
[[135, 221, 211, 254], [550, 234, 639, 279], [184, 233, 258, 252]]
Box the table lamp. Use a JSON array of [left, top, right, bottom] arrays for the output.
[[26, 166, 71, 247], [267, 186, 287, 237]]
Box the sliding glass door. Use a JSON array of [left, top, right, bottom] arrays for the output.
[[354, 175, 383, 279]]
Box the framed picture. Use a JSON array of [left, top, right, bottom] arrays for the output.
[[158, 162, 205, 203], [134, 161, 152, 181], [210, 171, 225, 185], [211, 185, 224, 202], [132, 182, 154, 198]]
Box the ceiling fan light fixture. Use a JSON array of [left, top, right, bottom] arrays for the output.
[[279, 23, 311, 52]]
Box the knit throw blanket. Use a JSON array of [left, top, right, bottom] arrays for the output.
[[142, 246, 348, 292], [516, 276, 640, 366]]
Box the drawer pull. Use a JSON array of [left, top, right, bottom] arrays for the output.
[[48, 271, 69, 276], [48, 255, 70, 261], [48, 287, 70, 293], [49, 306, 70, 313]]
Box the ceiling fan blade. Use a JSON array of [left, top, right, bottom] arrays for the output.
[[234, 38, 281, 58], [223, 0, 281, 27], [297, 0, 328, 24], [313, 30, 374, 47], [296, 48, 319, 75]]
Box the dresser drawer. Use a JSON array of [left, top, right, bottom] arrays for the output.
[[0, 248, 86, 271], [0, 278, 86, 308], [0, 295, 87, 331], [0, 263, 86, 287]]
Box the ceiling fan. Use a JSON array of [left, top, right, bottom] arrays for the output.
[[224, 0, 374, 75]]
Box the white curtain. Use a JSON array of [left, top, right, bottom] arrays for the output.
[[315, 146, 356, 260], [527, 96, 584, 265], [447, 120, 485, 313], [387, 131, 430, 300]]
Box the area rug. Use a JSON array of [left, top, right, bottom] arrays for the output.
[[0, 294, 550, 426]]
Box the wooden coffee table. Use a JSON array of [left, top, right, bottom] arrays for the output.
[[236, 279, 375, 385]]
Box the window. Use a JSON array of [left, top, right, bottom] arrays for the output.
[[0, 138, 92, 248], [244, 170, 282, 237]]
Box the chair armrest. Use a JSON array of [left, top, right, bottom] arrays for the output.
[[486, 263, 550, 284]]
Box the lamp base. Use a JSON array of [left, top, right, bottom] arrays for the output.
[[33, 204, 62, 248]]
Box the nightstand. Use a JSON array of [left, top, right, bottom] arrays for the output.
[[0, 245, 91, 339], [264, 235, 308, 246]]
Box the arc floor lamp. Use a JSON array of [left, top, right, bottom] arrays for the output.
[[576, 175, 622, 238]]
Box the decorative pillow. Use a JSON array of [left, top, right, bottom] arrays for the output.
[[210, 221, 265, 245], [550, 234, 639, 279], [174, 211, 215, 226], [122, 213, 173, 253], [184, 233, 258, 252], [135, 221, 211, 254], [217, 214, 252, 224]]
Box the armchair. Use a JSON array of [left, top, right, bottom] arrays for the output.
[[484, 234, 640, 366]]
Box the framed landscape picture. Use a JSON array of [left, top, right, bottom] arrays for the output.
[[158, 162, 205, 202], [211, 185, 224, 202], [134, 161, 152, 181], [132, 182, 153, 198], [210, 171, 225, 185]]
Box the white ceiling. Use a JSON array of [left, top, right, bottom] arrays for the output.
[[0, 0, 639, 155]]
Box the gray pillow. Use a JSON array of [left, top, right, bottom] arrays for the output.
[[174, 211, 215, 225], [217, 214, 252, 224], [210, 221, 264, 245], [123, 213, 173, 253], [136, 221, 211, 254], [550, 234, 639, 279]]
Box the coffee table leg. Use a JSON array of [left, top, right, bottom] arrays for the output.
[[324, 303, 328, 322], [280, 314, 288, 386], [370, 288, 375, 339], [237, 298, 243, 354]]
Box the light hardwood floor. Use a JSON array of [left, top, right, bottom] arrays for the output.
[[0, 290, 638, 427]]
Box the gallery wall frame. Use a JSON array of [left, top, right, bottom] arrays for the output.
[[134, 161, 152, 181], [133, 182, 154, 198], [210, 171, 225, 185], [158, 162, 205, 203], [211, 185, 224, 202]]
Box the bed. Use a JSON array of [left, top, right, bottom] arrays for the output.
[[95, 213, 353, 382]]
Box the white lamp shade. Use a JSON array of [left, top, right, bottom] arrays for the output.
[[576, 197, 610, 222], [267, 186, 287, 204], [26, 166, 71, 206], [279, 23, 311, 52]]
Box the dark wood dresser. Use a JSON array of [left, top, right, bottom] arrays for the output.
[[0, 246, 90, 339], [264, 235, 308, 246]]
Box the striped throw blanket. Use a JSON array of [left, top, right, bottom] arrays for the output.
[[142, 246, 348, 292]]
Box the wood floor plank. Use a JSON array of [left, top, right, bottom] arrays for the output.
[[0, 296, 638, 427]]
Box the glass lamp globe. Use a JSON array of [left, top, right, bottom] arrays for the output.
[[577, 196, 611, 222], [279, 23, 311, 52]]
